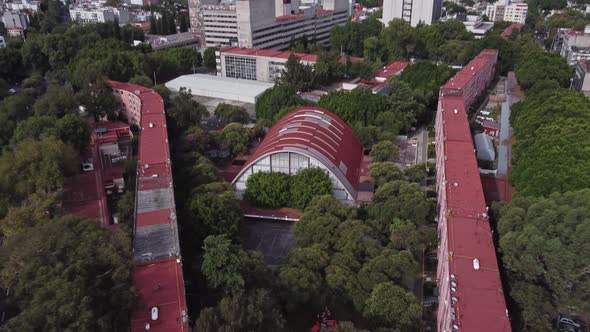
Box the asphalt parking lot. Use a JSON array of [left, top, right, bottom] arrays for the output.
[[240, 218, 296, 266]]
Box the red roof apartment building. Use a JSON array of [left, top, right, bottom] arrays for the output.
[[435, 49, 511, 332], [231, 107, 373, 205], [107, 81, 189, 332]]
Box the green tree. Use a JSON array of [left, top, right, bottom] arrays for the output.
[[76, 80, 119, 120], [0, 46, 23, 81], [289, 168, 332, 209], [295, 195, 357, 248], [189, 182, 242, 238], [255, 84, 306, 121], [389, 218, 420, 252], [0, 137, 77, 200], [369, 162, 403, 186], [221, 122, 252, 155], [363, 282, 421, 329], [245, 172, 291, 208], [370, 140, 400, 162], [55, 113, 91, 150], [0, 217, 135, 331], [387, 79, 426, 129], [201, 234, 246, 291], [214, 103, 250, 125], [509, 89, 590, 196], [195, 289, 285, 332], [313, 51, 344, 86], [381, 19, 416, 60], [279, 245, 329, 310], [369, 180, 433, 225], [279, 54, 315, 92], [129, 74, 153, 87], [204, 47, 217, 69], [33, 85, 77, 117], [319, 89, 388, 127], [168, 87, 208, 130], [495, 190, 590, 330], [403, 163, 427, 183]]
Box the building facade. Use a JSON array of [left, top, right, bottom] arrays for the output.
[[435, 49, 512, 332], [202, 4, 238, 47], [69, 5, 130, 24], [382, 0, 443, 27], [553, 26, 590, 65], [217, 47, 320, 82], [5, 0, 40, 12], [189, 0, 350, 50], [232, 107, 372, 205], [573, 60, 590, 96], [485, 0, 527, 24]]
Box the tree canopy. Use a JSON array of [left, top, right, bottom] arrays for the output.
[[0, 217, 135, 331], [495, 190, 590, 331], [245, 168, 332, 209], [510, 89, 590, 196]]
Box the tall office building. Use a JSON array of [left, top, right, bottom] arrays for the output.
[[189, 0, 350, 49], [382, 0, 442, 27]]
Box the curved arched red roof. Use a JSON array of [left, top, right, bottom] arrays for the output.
[[232, 106, 365, 199]]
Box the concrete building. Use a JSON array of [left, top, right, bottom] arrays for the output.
[[107, 81, 189, 332], [553, 26, 590, 65], [573, 60, 590, 96], [0, 36, 5, 49], [1, 11, 28, 36], [231, 107, 373, 205], [382, 0, 443, 27], [147, 32, 200, 50], [217, 47, 320, 82], [485, 0, 527, 24], [202, 3, 238, 47], [165, 74, 274, 103], [69, 5, 130, 24], [435, 49, 511, 332], [5, 0, 40, 12], [189, 0, 350, 49], [2, 11, 27, 29]]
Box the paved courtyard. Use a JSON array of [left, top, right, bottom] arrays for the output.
[[240, 218, 296, 267]]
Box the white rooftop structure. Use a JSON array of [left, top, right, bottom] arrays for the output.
[[165, 74, 274, 104], [474, 132, 496, 161]]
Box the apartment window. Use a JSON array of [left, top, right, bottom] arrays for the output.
[[224, 55, 257, 80]]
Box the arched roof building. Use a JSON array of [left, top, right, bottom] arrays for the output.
[[232, 107, 368, 204]]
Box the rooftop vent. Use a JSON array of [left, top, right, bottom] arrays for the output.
[[451, 281, 457, 287], [482, 212, 488, 218], [151, 307, 159, 321], [450, 274, 456, 280], [453, 324, 459, 330], [149, 123, 154, 128], [473, 258, 480, 270], [135, 90, 141, 95], [453, 109, 458, 114], [453, 182, 459, 187], [145, 323, 150, 330], [452, 296, 458, 303], [451, 287, 456, 293]]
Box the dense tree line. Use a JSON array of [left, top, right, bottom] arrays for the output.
[[509, 88, 590, 196], [245, 168, 332, 209], [494, 190, 590, 331], [0, 217, 135, 331]]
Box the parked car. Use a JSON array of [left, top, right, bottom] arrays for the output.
[[557, 314, 582, 332]]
